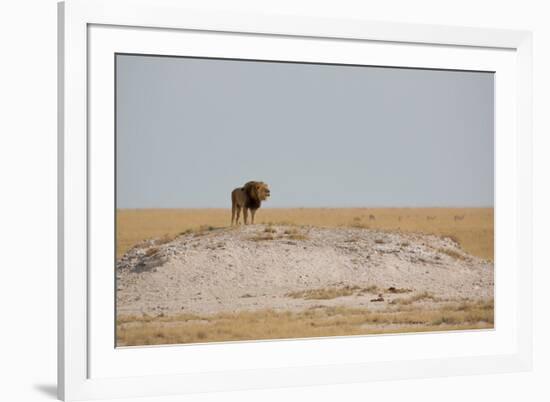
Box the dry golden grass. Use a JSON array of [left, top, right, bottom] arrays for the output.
[[389, 291, 439, 305], [438, 248, 466, 260], [144, 247, 159, 257], [116, 300, 493, 346], [286, 285, 361, 300], [116, 208, 493, 260], [363, 285, 381, 293], [280, 227, 308, 241], [248, 234, 275, 242], [286, 233, 309, 241], [286, 285, 387, 300]]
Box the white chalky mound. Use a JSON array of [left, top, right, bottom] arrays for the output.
[[116, 225, 493, 316]]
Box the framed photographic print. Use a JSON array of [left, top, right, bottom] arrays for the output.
[[58, 0, 533, 400]]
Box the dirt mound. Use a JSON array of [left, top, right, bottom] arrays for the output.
[[116, 225, 493, 317]]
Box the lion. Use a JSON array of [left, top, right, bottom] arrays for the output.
[[231, 181, 270, 225]]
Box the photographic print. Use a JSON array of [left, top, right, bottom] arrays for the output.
[[115, 54, 494, 347]]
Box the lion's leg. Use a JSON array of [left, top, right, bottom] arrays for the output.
[[243, 208, 249, 225], [250, 209, 256, 224], [235, 207, 241, 225]]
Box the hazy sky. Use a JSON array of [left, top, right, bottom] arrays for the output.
[[116, 54, 494, 208]]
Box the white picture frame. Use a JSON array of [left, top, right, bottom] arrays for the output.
[[58, 0, 533, 400]]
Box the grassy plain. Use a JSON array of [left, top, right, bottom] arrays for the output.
[[117, 299, 494, 346], [116, 207, 493, 260]]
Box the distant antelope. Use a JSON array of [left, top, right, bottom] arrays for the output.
[[426, 216, 436, 221], [454, 215, 465, 221], [369, 214, 376, 221]]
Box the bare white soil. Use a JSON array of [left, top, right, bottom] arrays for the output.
[[116, 225, 493, 316]]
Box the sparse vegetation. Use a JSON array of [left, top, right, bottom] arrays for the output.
[[387, 286, 412, 294], [177, 225, 217, 238], [144, 247, 159, 257], [193, 225, 217, 237], [286, 233, 309, 241], [117, 299, 494, 346], [287, 284, 382, 300], [438, 248, 466, 260], [286, 285, 361, 300], [282, 227, 309, 240], [246, 226, 308, 241], [441, 233, 461, 245], [248, 234, 275, 242], [361, 285, 380, 293], [350, 222, 370, 229], [390, 291, 439, 305]]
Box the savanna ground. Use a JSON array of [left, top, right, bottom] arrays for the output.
[[116, 208, 493, 346], [117, 208, 493, 259]]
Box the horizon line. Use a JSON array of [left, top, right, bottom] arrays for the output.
[[116, 206, 494, 210]]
